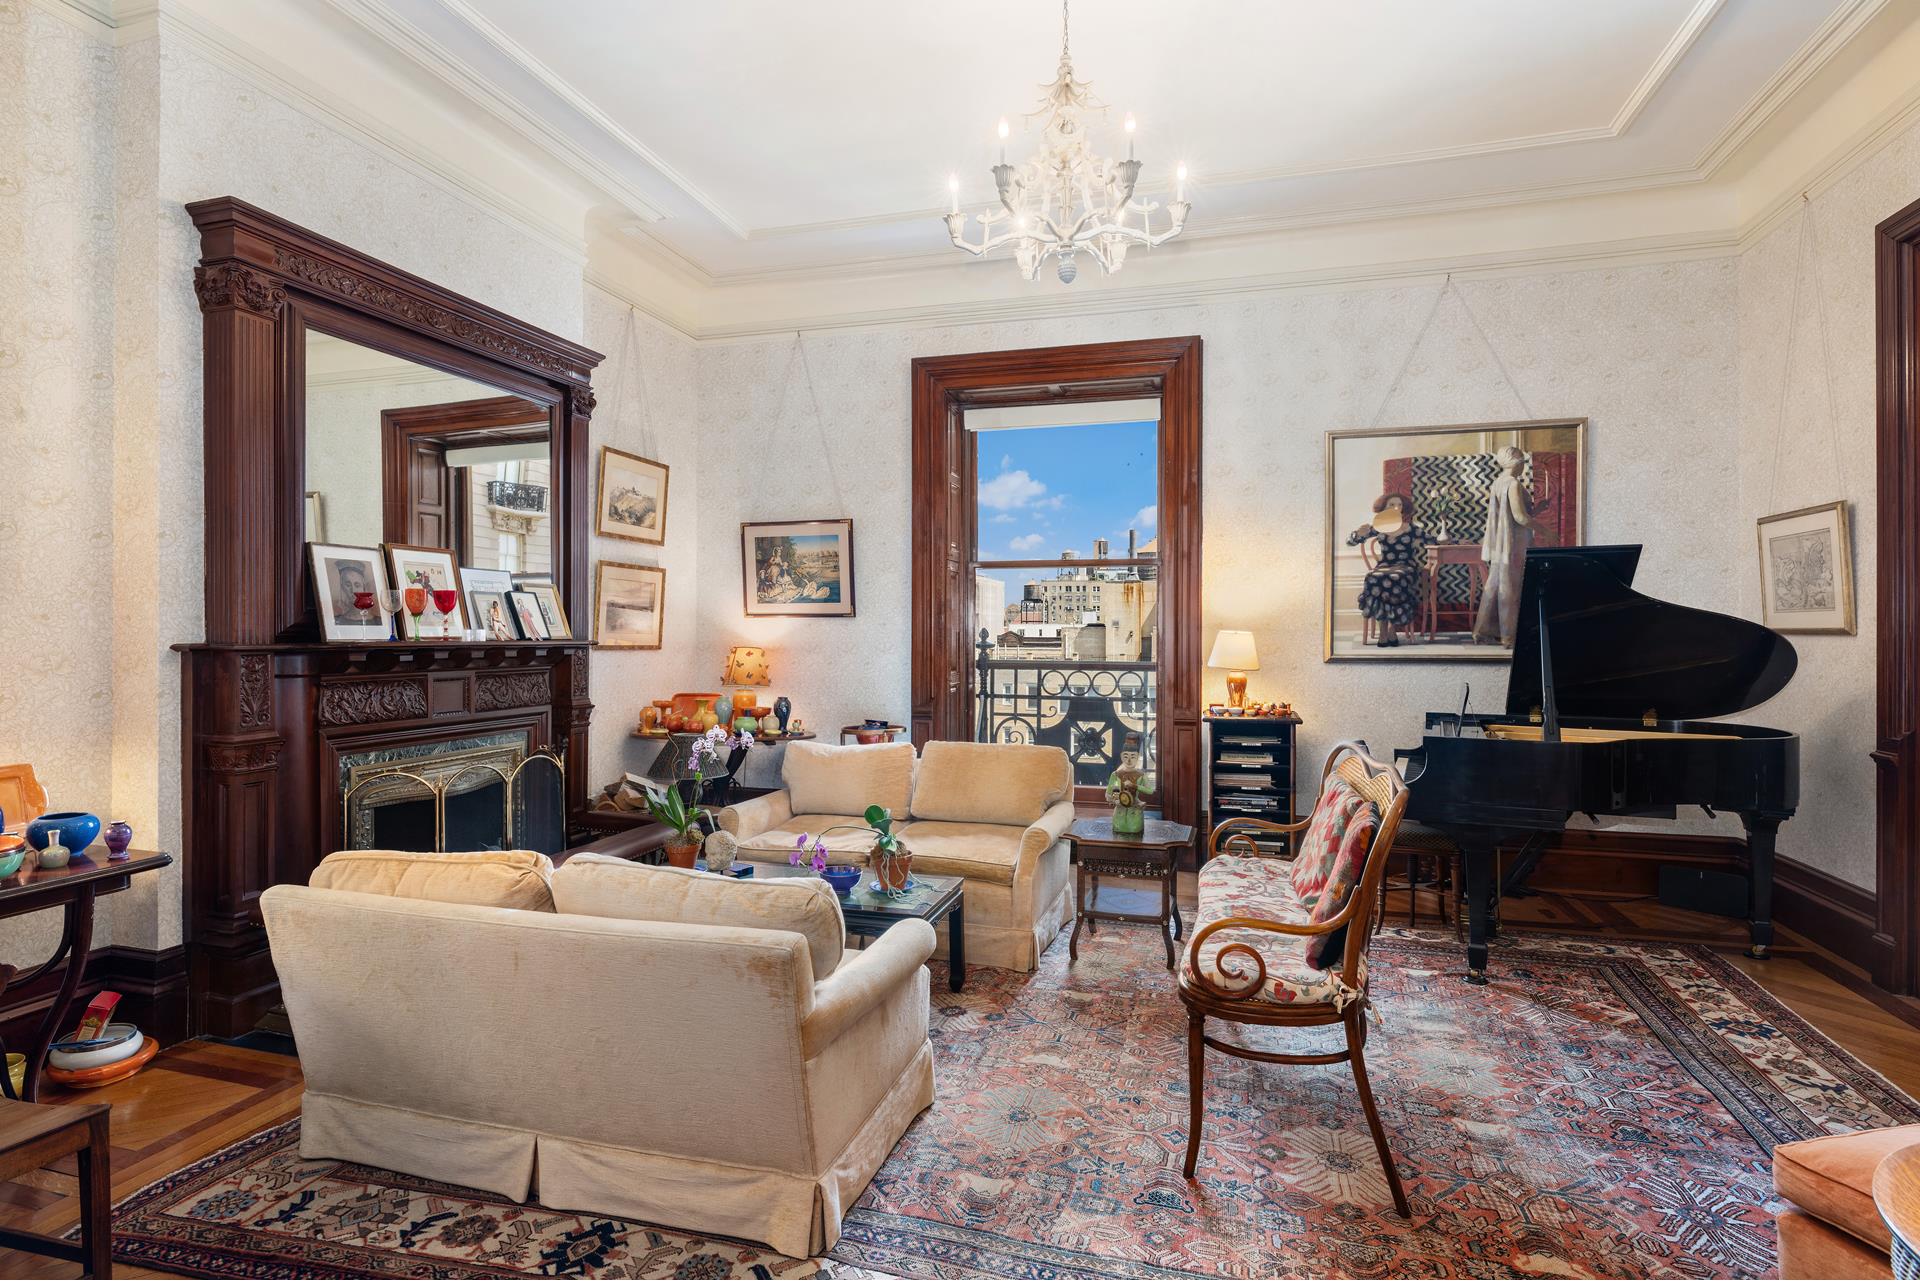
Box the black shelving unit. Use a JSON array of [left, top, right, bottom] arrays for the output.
[[1204, 714, 1300, 860]]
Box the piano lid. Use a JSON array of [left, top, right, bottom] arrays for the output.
[[1504, 545, 1797, 722]]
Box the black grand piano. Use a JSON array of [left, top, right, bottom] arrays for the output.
[[1400, 545, 1799, 984]]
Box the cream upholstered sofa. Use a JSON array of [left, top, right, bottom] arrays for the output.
[[263, 848, 935, 1258], [718, 740, 1076, 971]]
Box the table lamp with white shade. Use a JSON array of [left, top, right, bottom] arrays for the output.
[[1207, 630, 1259, 710]]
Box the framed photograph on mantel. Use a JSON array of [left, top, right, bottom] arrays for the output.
[[385, 544, 468, 639], [1756, 500, 1855, 635], [741, 519, 855, 618], [594, 560, 665, 649], [596, 446, 669, 545], [1324, 418, 1586, 661], [308, 542, 393, 643]]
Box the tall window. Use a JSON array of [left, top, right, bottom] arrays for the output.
[[969, 403, 1162, 797], [911, 338, 1202, 825]]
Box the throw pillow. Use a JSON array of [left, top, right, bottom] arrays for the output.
[[1288, 775, 1367, 909], [550, 853, 846, 980], [782, 741, 915, 818], [1302, 800, 1380, 969], [309, 849, 556, 912]]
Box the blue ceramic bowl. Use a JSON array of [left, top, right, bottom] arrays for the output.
[[820, 865, 861, 895], [27, 812, 101, 855]]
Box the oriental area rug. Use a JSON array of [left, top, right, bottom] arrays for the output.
[[97, 929, 1919, 1279]]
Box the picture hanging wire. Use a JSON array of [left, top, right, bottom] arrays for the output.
[[1369, 274, 1535, 428], [1763, 194, 1852, 512], [770, 331, 850, 518]]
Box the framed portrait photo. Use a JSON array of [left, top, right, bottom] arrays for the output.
[[520, 580, 571, 639], [385, 544, 468, 639], [1324, 418, 1586, 661], [508, 590, 552, 640], [471, 590, 521, 641], [1757, 501, 1856, 635], [308, 543, 393, 643], [594, 561, 665, 649], [596, 446, 669, 545], [741, 519, 854, 618]]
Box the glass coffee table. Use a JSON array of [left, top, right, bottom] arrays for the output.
[[751, 864, 967, 992]]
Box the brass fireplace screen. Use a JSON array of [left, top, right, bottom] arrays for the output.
[[342, 746, 565, 853]]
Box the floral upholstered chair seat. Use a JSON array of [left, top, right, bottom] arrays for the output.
[[1184, 855, 1367, 1008]]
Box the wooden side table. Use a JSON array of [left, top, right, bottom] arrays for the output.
[[1066, 817, 1195, 969], [0, 1098, 112, 1277], [1876, 1142, 1920, 1280]]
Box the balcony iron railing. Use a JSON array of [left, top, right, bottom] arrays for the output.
[[486, 480, 548, 513], [975, 630, 1156, 788]]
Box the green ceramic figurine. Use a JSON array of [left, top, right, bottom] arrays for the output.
[[1106, 733, 1154, 834]]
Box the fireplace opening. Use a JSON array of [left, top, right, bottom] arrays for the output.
[[338, 732, 564, 854]]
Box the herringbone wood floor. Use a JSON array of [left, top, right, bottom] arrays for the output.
[[3, 885, 1917, 1278]]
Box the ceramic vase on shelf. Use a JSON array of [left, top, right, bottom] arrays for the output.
[[38, 833, 71, 870], [773, 696, 792, 734], [104, 821, 133, 860]]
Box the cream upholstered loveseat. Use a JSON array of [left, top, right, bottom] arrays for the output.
[[262, 849, 935, 1258], [718, 740, 1076, 971]]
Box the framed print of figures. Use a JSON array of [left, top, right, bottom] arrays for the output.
[[596, 446, 669, 545], [742, 519, 855, 618], [594, 561, 665, 649], [1325, 418, 1586, 661], [308, 543, 393, 642], [1756, 501, 1855, 634], [472, 590, 521, 640], [508, 590, 551, 640], [385, 544, 468, 639], [521, 580, 572, 639]]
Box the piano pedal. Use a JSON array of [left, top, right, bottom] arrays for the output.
[[1746, 944, 1771, 960]]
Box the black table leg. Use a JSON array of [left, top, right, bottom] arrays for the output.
[[947, 901, 966, 992], [1068, 861, 1086, 962], [1159, 862, 1175, 970], [1742, 813, 1781, 960], [1460, 841, 1494, 985]]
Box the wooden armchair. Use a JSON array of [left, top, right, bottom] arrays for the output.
[[1180, 742, 1411, 1216]]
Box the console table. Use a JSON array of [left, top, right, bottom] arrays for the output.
[[0, 849, 172, 1102]]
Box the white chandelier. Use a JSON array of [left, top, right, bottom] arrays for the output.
[[944, 0, 1190, 284]]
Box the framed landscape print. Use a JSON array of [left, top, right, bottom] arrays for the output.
[[308, 542, 393, 642], [741, 519, 854, 618], [385, 544, 468, 639], [1756, 501, 1855, 634], [1324, 418, 1586, 661], [594, 560, 665, 649], [596, 446, 669, 545]]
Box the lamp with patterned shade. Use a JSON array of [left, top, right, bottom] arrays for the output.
[[723, 646, 771, 727]]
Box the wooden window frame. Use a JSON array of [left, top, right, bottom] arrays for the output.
[[910, 337, 1203, 826]]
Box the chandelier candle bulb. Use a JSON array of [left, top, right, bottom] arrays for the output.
[[948, 174, 959, 214], [1177, 163, 1188, 202], [998, 117, 1009, 164], [1125, 113, 1136, 159]]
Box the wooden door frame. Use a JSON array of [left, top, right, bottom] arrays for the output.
[[1875, 196, 1920, 993], [379, 394, 550, 560], [910, 337, 1203, 827]]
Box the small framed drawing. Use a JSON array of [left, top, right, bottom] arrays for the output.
[[471, 590, 521, 640], [308, 543, 393, 643], [595, 561, 665, 649], [520, 580, 571, 639], [1756, 501, 1855, 635], [596, 446, 669, 545], [508, 590, 551, 640], [385, 544, 468, 639], [741, 519, 855, 618]]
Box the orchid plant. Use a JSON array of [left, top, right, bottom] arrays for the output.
[[790, 805, 906, 878], [642, 725, 755, 842]]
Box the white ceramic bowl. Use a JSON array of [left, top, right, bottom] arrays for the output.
[[49, 1024, 144, 1071]]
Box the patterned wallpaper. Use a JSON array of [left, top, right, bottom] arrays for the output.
[[694, 262, 1752, 817], [1735, 110, 1920, 890]]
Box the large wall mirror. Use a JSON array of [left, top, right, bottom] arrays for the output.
[[302, 330, 558, 577]]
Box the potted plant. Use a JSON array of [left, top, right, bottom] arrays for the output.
[[643, 726, 754, 868], [795, 804, 913, 896]]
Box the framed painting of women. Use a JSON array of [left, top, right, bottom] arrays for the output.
[[1324, 419, 1586, 661]]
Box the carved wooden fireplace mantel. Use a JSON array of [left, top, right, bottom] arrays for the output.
[[179, 198, 605, 1037]]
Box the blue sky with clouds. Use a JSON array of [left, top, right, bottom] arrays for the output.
[[973, 420, 1157, 597]]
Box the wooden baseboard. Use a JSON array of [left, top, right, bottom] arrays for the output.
[[0, 944, 189, 1051], [1521, 830, 1877, 968]]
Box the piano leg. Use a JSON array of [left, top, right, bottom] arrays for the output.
[[1742, 813, 1781, 960], [1460, 839, 1496, 984]]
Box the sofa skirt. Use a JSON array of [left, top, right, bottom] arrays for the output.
[[299, 1040, 936, 1259]]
